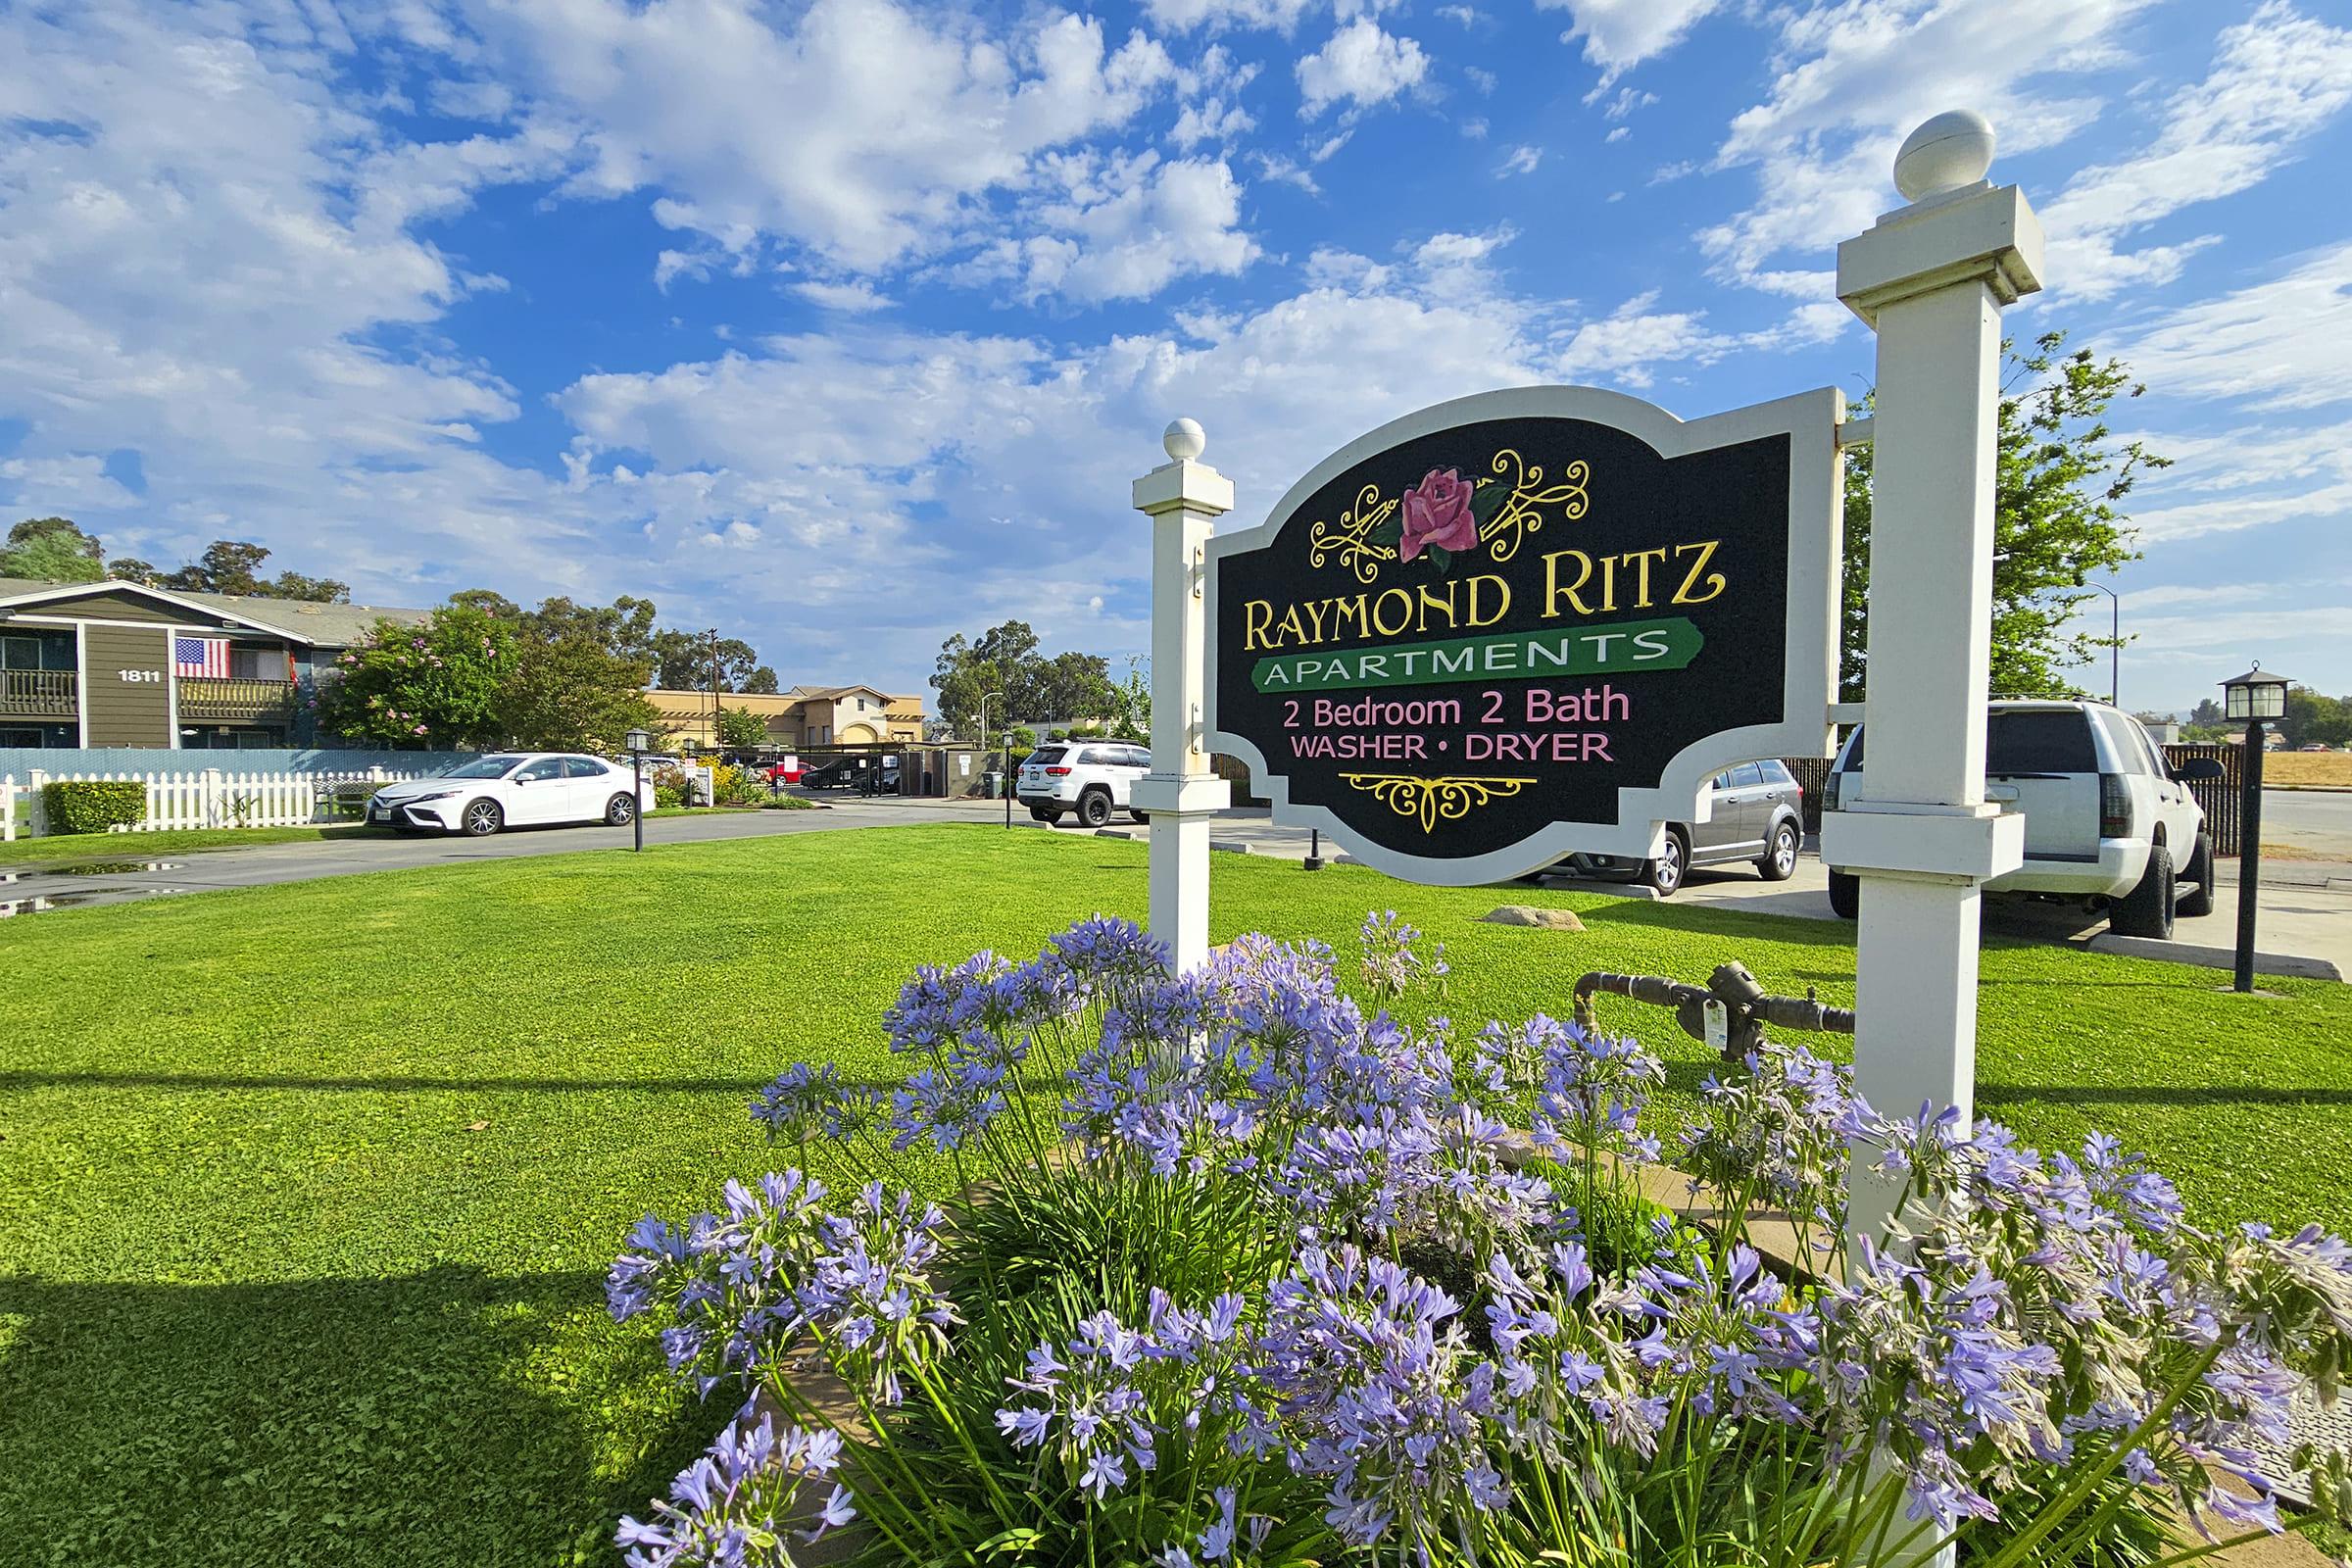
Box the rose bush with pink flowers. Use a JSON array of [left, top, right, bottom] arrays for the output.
[[1398, 467, 1482, 564]]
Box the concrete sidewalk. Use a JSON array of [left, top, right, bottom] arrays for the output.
[[1073, 807, 2352, 981]]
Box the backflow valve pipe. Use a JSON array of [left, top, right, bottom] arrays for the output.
[[1572, 961, 1855, 1062]]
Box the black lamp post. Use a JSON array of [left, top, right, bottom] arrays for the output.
[[624, 727, 651, 853], [2220, 664, 2289, 992]]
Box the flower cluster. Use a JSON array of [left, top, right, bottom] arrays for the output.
[[615, 1410, 854, 1568], [612, 913, 2352, 1568]]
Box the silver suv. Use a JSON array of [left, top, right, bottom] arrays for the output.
[[1017, 741, 1151, 828], [1562, 759, 1807, 896], [1823, 700, 2219, 939]]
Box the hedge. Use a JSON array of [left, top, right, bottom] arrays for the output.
[[42, 780, 148, 835]]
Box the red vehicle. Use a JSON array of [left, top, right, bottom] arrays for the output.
[[761, 757, 805, 785]]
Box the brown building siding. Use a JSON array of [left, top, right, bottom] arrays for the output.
[[29, 589, 195, 626], [81, 624, 173, 745]]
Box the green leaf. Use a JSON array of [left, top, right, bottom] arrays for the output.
[[1469, 476, 1509, 526], [1366, 514, 1403, 551], [1426, 544, 1451, 574]]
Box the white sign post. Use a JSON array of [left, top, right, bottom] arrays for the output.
[[1132, 418, 1234, 973], [1829, 97, 2041, 1385]]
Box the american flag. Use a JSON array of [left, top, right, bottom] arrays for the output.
[[174, 635, 230, 678]]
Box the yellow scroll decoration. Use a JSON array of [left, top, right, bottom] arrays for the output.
[[1340, 773, 1538, 834], [1479, 449, 1589, 563], [1307, 484, 1399, 585]]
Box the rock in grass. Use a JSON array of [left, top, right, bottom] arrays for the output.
[[1480, 906, 1586, 931]]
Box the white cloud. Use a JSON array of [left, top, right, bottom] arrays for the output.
[[794, 279, 895, 313], [1172, 98, 1256, 147], [1697, 0, 2147, 289], [1541, 0, 1721, 88], [1439, 6, 1483, 26], [2039, 2, 2352, 300], [2126, 242, 2352, 413], [1599, 86, 1657, 121], [2120, 415, 2352, 541], [1604, 126, 1629, 144], [985, 153, 1260, 304], [1464, 66, 1496, 95], [460, 0, 1177, 275], [1143, 0, 1318, 33], [0, 455, 140, 510], [1297, 19, 1429, 119], [1496, 144, 1543, 177]]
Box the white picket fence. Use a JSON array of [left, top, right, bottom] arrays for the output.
[[1, 766, 423, 841]]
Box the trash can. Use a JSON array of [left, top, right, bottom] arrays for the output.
[[982, 770, 1003, 799]]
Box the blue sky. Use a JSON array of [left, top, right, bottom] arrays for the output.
[[3, 0, 2348, 715]]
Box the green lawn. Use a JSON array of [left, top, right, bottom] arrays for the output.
[[2, 823, 2346, 1567], [0, 823, 382, 866]]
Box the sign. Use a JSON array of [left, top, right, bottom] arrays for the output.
[[1205, 385, 1841, 885]]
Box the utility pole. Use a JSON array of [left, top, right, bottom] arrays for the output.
[[708, 628, 720, 751]]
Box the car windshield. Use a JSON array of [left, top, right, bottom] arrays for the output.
[[439, 756, 524, 779]]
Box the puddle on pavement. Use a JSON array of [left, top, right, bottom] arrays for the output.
[[0, 885, 192, 917], [0, 861, 187, 882]]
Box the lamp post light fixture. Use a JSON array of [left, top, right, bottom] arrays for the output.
[[2220, 663, 2290, 993], [624, 727, 652, 853]]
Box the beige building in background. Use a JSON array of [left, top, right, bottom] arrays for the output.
[[648, 684, 924, 750]]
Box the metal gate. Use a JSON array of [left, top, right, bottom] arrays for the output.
[[2164, 742, 2241, 856]]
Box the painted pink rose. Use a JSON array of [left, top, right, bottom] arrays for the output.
[[1397, 467, 1481, 563]]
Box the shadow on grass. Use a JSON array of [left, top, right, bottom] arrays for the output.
[[1980, 1083, 2352, 1108], [0, 1267, 710, 1568], [1576, 900, 1859, 951], [0, 1071, 902, 1096]]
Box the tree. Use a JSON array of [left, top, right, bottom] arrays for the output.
[[315, 607, 515, 749], [2187, 698, 2225, 728], [497, 595, 662, 752], [1104, 657, 1151, 742], [651, 628, 773, 693], [933, 619, 1120, 734], [114, 539, 351, 601], [2279, 688, 2351, 751], [1035, 650, 1116, 725], [715, 705, 771, 750], [1841, 331, 2162, 701], [0, 517, 105, 583]]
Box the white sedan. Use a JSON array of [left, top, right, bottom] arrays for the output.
[[367, 753, 656, 836]]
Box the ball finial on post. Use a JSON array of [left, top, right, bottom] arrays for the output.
[[1893, 110, 1995, 202], [1163, 417, 1206, 463]]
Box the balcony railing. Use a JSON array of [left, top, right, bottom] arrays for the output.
[[1, 669, 78, 716], [178, 676, 297, 723]]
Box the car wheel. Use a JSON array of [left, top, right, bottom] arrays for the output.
[[2178, 832, 2216, 918], [606, 792, 636, 827], [1640, 829, 1688, 896], [1029, 807, 1054, 823], [1828, 868, 1860, 919], [461, 798, 504, 837], [1078, 789, 1112, 828], [1131, 808, 1150, 823], [2110, 844, 2176, 940], [1757, 819, 1800, 882]]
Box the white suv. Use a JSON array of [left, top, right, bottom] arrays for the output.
[[1823, 700, 2220, 939], [1017, 741, 1152, 828]]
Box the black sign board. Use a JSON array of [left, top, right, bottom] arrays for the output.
[[1205, 386, 1841, 885]]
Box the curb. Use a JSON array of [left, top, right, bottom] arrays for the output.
[[2083, 933, 2342, 983]]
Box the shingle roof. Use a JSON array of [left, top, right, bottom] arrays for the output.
[[0, 576, 430, 647]]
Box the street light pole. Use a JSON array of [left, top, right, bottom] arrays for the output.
[[977, 690, 1005, 826], [2222, 663, 2290, 994], [2236, 717, 2266, 993], [624, 727, 650, 853], [2083, 579, 2119, 707]]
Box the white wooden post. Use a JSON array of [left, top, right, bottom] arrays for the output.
[[1829, 113, 2041, 1565], [1131, 418, 1233, 974], [28, 768, 48, 837], [2, 775, 14, 842], [201, 766, 223, 830]]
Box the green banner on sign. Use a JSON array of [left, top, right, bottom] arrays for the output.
[[1250, 616, 1703, 694]]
